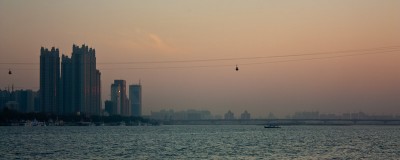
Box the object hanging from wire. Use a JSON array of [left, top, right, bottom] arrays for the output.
[[235, 65, 239, 71], [8, 69, 12, 75]]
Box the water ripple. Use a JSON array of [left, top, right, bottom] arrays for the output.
[[0, 125, 399, 159]]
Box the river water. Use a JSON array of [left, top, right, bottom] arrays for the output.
[[1, 125, 399, 159]]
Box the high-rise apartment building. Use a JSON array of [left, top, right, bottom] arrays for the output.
[[39, 44, 101, 116], [65, 44, 101, 116], [61, 55, 73, 115], [37, 44, 102, 116], [40, 47, 60, 114], [129, 84, 142, 117], [111, 83, 121, 115], [111, 80, 129, 116]]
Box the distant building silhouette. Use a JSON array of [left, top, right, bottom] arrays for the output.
[[104, 100, 113, 115], [224, 110, 235, 120], [61, 55, 73, 114], [40, 47, 60, 114], [38, 44, 103, 116], [292, 111, 319, 119], [0, 89, 12, 110], [14, 90, 35, 113], [150, 109, 213, 120], [240, 110, 251, 120], [2, 89, 40, 113], [129, 83, 142, 117], [70, 44, 101, 115], [33, 91, 40, 112], [111, 80, 129, 116], [1, 89, 35, 113], [111, 83, 121, 115], [60, 44, 101, 116]]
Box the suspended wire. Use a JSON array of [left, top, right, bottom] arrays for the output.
[[240, 48, 400, 66], [0, 45, 399, 65], [98, 45, 400, 64], [99, 49, 400, 70], [1, 46, 399, 70]]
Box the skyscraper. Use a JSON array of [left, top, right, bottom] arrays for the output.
[[95, 70, 101, 115], [61, 55, 73, 114], [111, 83, 121, 115], [57, 44, 102, 116], [69, 44, 101, 116], [129, 84, 142, 117], [40, 47, 60, 114], [111, 80, 129, 116]]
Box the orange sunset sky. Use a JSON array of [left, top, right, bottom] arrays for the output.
[[1, 0, 399, 117]]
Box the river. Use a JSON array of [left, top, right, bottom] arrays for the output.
[[1, 125, 399, 159]]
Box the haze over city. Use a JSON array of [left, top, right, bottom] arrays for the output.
[[1, 0, 399, 117]]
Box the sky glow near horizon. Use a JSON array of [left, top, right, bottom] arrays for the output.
[[0, 0, 400, 117]]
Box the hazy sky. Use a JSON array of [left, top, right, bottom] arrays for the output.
[[1, 0, 399, 117]]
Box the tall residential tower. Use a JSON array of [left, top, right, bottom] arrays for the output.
[[129, 83, 142, 117], [111, 80, 129, 116], [69, 44, 101, 115], [61, 55, 73, 114], [40, 44, 101, 116], [40, 47, 60, 114], [61, 45, 101, 115]]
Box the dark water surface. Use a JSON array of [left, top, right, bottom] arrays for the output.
[[1, 125, 399, 159]]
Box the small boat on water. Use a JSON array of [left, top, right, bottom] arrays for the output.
[[264, 123, 281, 128], [24, 119, 46, 127], [119, 121, 126, 126]]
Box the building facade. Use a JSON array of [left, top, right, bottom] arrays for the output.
[[15, 90, 35, 113], [111, 80, 129, 116], [40, 47, 60, 114], [38, 44, 103, 116], [67, 44, 101, 116], [240, 110, 251, 120], [0, 89, 12, 110], [61, 55, 73, 115], [129, 84, 142, 117], [224, 110, 235, 120], [104, 100, 114, 115], [111, 83, 121, 115]]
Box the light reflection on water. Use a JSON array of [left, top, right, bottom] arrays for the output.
[[1, 125, 399, 159]]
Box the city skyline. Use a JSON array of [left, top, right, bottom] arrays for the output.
[[1, 1, 400, 117], [39, 44, 102, 116]]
